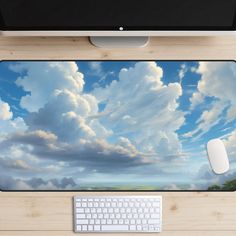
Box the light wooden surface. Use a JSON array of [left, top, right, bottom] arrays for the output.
[[0, 36, 236, 60], [0, 192, 236, 235], [0, 36, 236, 236]]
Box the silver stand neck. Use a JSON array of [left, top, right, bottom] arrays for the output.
[[90, 36, 149, 48]]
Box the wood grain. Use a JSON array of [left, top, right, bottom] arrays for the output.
[[0, 192, 236, 232], [0, 35, 236, 236], [0, 36, 236, 60]]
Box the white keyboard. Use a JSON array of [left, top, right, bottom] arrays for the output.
[[74, 196, 162, 233]]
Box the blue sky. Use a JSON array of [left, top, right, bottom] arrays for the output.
[[0, 61, 236, 190]]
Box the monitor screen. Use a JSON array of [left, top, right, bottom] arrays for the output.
[[0, 60, 236, 191], [0, 0, 236, 31]]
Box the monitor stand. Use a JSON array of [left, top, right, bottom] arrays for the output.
[[90, 36, 150, 48]]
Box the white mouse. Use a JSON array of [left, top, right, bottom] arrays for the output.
[[207, 138, 230, 175]]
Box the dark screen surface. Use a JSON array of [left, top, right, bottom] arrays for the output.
[[0, 0, 236, 31]]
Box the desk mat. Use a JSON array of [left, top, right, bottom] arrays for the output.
[[0, 60, 236, 191]]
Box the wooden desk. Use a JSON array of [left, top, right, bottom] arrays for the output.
[[0, 36, 236, 236], [0, 36, 236, 60], [0, 192, 236, 236]]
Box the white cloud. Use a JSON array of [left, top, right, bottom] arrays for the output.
[[10, 62, 84, 112], [0, 97, 27, 139], [178, 63, 188, 83], [0, 158, 31, 171], [20, 61, 186, 160], [224, 130, 236, 159], [88, 62, 115, 83], [0, 130, 151, 173], [0, 176, 77, 190], [226, 106, 236, 123], [0, 117, 27, 137], [184, 101, 225, 139], [187, 61, 236, 139], [93, 62, 185, 158], [0, 98, 12, 120], [9, 61, 111, 142], [190, 92, 204, 110], [89, 62, 103, 75], [197, 62, 236, 102], [190, 61, 236, 117], [26, 89, 110, 142]]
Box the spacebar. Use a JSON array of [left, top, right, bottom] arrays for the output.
[[101, 225, 129, 231]]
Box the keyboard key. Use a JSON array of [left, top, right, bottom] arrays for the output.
[[143, 225, 148, 231], [118, 219, 124, 224], [153, 202, 160, 207], [120, 208, 125, 213], [124, 219, 129, 224], [137, 219, 141, 224], [76, 208, 84, 213], [142, 219, 147, 224], [127, 214, 132, 218], [76, 214, 85, 219], [77, 219, 89, 224], [101, 225, 129, 231], [114, 208, 119, 213], [137, 225, 142, 231], [89, 219, 94, 224], [102, 208, 108, 213], [151, 214, 160, 218], [130, 225, 136, 230], [91, 208, 96, 213], [113, 219, 118, 224], [148, 219, 160, 224], [149, 225, 154, 231], [94, 225, 101, 231]]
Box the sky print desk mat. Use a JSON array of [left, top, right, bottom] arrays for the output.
[[0, 60, 236, 191]]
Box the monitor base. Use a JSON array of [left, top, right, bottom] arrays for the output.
[[89, 36, 150, 48]]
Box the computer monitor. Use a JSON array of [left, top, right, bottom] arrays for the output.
[[0, 0, 236, 47], [0, 60, 236, 191]]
